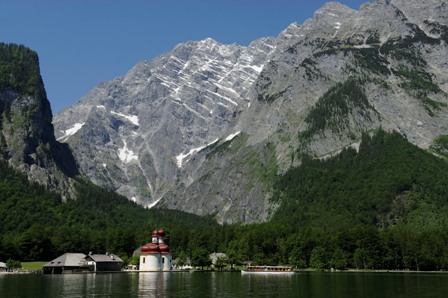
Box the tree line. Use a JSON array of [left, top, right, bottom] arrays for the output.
[[1, 129, 448, 271]]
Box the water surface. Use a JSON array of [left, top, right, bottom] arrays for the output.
[[1, 271, 447, 297]]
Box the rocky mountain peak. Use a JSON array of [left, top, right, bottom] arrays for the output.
[[296, 2, 355, 39], [315, 1, 356, 16]]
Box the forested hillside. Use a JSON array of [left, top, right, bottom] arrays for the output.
[[262, 129, 448, 270], [0, 161, 219, 262], [272, 129, 448, 230], [2, 130, 448, 271]]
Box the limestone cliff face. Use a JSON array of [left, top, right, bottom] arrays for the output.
[[0, 43, 78, 199], [245, 0, 448, 163], [53, 0, 448, 223], [53, 37, 276, 205]]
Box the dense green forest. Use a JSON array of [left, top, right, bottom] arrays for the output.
[[299, 79, 375, 141], [1, 130, 448, 271], [268, 129, 448, 270], [0, 160, 219, 263], [0, 43, 43, 95], [273, 129, 448, 229]]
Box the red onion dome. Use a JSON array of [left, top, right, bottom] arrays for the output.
[[151, 229, 159, 237], [141, 243, 160, 254], [158, 229, 165, 237], [159, 243, 170, 252]]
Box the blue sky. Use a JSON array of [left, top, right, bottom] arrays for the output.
[[0, 0, 367, 114]]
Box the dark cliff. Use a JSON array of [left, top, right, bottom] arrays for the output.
[[0, 43, 78, 199]]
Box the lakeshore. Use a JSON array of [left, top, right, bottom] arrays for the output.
[[3, 266, 448, 275]]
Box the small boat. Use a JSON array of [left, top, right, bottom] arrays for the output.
[[241, 265, 294, 274]]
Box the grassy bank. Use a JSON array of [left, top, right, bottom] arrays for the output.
[[21, 261, 47, 270]]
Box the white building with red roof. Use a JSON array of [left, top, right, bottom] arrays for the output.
[[139, 228, 171, 271]]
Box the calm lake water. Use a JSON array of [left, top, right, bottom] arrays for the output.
[[1, 271, 448, 297]]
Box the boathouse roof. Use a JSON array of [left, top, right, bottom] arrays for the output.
[[85, 254, 123, 263], [43, 253, 87, 268]]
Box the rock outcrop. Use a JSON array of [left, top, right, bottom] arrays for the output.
[[0, 43, 78, 200]]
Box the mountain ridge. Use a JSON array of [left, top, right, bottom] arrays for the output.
[[53, 0, 448, 223]]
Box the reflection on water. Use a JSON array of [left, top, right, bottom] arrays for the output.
[[60, 274, 88, 297], [1, 271, 448, 297], [138, 272, 169, 296], [241, 273, 297, 297]]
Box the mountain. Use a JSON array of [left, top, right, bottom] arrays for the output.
[[53, 37, 276, 208], [53, 0, 448, 223], [0, 43, 79, 199]]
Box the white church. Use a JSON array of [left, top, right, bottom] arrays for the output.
[[139, 228, 171, 271]]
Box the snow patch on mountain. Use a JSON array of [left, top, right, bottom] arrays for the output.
[[175, 138, 219, 168], [118, 140, 138, 163], [147, 197, 163, 208], [225, 131, 241, 142], [57, 122, 85, 141], [111, 111, 139, 126]]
